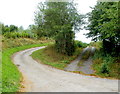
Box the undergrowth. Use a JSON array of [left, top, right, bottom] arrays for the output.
[[92, 50, 120, 79]]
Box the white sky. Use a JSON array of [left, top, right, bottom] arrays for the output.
[[0, 0, 97, 43]]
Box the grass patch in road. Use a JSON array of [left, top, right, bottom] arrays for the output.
[[78, 49, 91, 67], [78, 60, 84, 66], [82, 49, 91, 60], [31, 45, 83, 70], [2, 42, 51, 92]]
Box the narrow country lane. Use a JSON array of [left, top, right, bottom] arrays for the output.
[[64, 47, 95, 74], [13, 47, 118, 92], [76, 47, 96, 74]]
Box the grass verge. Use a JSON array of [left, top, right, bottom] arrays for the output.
[[2, 43, 51, 92], [31, 45, 83, 70], [92, 50, 120, 79]]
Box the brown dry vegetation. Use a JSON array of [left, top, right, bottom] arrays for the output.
[[2, 36, 53, 50]]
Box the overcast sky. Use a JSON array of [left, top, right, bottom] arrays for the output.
[[0, 0, 97, 43]]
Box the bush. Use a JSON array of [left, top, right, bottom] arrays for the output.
[[92, 49, 120, 79], [100, 63, 109, 74], [90, 41, 102, 50], [3, 32, 38, 39], [61, 60, 69, 64], [75, 40, 88, 48]]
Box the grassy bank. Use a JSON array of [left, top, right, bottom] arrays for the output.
[[92, 50, 120, 79], [2, 42, 52, 92], [89, 42, 120, 79], [2, 36, 53, 51], [31, 45, 83, 70], [78, 49, 91, 67]]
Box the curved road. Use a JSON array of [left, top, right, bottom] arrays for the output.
[[13, 47, 118, 92]]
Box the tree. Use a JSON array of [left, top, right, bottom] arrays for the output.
[[86, 2, 120, 56], [35, 1, 83, 55], [9, 25, 18, 32], [1, 24, 18, 34], [18, 26, 24, 32]]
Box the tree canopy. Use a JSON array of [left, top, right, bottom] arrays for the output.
[[35, 1, 83, 55], [0, 23, 18, 34], [86, 2, 120, 56]]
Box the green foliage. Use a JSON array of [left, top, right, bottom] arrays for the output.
[[55, 26, 75, 55], [100, 63, 109, 74], [86, 2, 120, 56], [89, 41, 102, 50], [28, 24, 46, 38], [9, 25, 18, 32], [1, 23, 43, 39], [3, 31, 38, 39], [61, 60, 69, 64], [35, 1, 83, 55], [75, 40, 88, 48], [1, 23, 18, 34], [92, 49, 120, 79]]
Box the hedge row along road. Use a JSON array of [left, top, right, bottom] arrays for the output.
[[13, 46, 118, 92]]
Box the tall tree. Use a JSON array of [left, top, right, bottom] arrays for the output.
[[9, 25, 18, 32], [86, 2, 120, 56], [1, 24, 18, 34], [35, 1, 83, 55]]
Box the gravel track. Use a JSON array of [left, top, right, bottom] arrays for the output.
[[64, 47, 95, 74], [13, 47, 118, 92]]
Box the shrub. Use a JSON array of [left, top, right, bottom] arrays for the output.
[[92, 49, 120, 79], [75, 40, 88, 48], [61, 60, 69, 64], [100, 63, 109, 74], [3, 32, 38, 39], [90, 41, 102, 50]]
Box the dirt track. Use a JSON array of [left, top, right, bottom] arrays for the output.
[[65, 47, 95, 74], [13, 47, 118, 92]]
